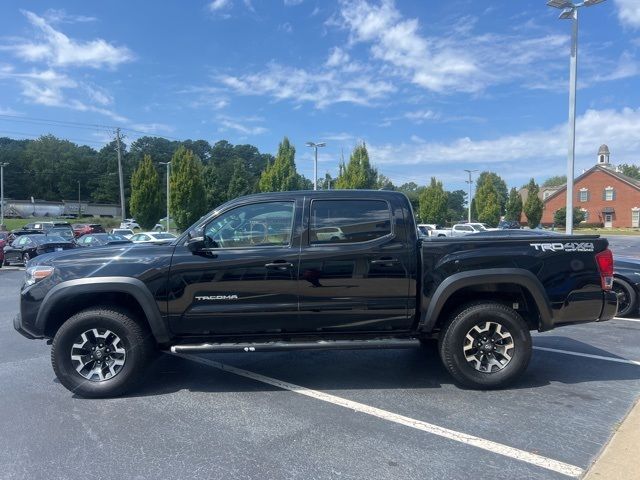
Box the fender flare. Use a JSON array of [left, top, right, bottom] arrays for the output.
[[419, 268, 554, 332], [35, 276, 170, 344]]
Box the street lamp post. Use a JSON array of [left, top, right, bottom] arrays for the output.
[[464, 169, 478, 223], [159, 162, 171, 232], [305, 141, 326, 190], [77, 180, 81, 219], [0, 162, 8, 227], [547, 0, 606, 234]]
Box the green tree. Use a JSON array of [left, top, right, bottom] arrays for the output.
[[476, 171, 508, 214], [523, 178, 544, 228], [553, 207, 585, 228], [542, 175, 567, 187], [475, 181, 501, 227], [418, 178, 448, 225], [618, 164, 640, 180], [170, 147, 207, 231], [505, 187, 523, 221], [398, 182, 424, 215], [129, 155, 163, 230], [227, 159, 252, 199], [376, 174, 395, 190], [470, 198, 478, 222], [334, 143, 378, 189], [259, 137, 301, 192], [202, 163, 226, 211], [446, 189, 467, 223]]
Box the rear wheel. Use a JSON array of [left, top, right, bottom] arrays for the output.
[[51, 308, 154, 398], [439, 302, 532, 389], [22, 252, 30, 264], [612, 278, 637, 318]]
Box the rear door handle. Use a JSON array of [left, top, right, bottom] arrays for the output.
[[265, 261, 294, 270]]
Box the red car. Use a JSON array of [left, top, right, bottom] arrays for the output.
[[71, 223, 105, 238], [0, 231, 10, 268]]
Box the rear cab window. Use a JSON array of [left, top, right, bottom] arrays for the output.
[[310, 199, 392, 245]]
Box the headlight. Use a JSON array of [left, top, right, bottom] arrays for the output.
[[25, 266, 55, 286]]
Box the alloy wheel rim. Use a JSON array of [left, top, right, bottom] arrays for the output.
[[70, 328, 126, 381], [463, 321, 514, 373], [613, 284, 630, 315]]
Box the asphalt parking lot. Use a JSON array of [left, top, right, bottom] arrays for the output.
[[1, 235, 639, 480]]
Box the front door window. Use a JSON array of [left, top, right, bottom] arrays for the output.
[[632, 210, 639, 228], [604, 213, 613, 228]]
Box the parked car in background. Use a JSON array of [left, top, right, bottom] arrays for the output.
[[3, 234, 75, 265], [110, 228, 135, 239], [48, 227, 75, 242], [76, 233, 131, 247], [611, 257, 640, 318], [129, 232, 177, 245], [313, 227, 346, 242], [431, 223, 488, 237], [72, 223, 105, 238], [119, 219, 140, 230], [417, 224, 434, 237], [498, 220, 521, 230], [8, 229, 41, 242]]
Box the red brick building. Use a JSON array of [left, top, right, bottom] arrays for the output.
[[542, 145, 640, 228]]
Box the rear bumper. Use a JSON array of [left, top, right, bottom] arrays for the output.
[[598, 290, 618, 322]]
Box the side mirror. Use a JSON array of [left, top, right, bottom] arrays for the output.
[[187, 236, 205, 252]]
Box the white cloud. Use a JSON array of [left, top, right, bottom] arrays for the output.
[[284, 0, 304, 5], [615, 0, 640, 28], [365, 107, 640, 186], [278, 22, 293, 33], [404, 109, 439, 123], [130, 123, 175, 134], [217, 62, 395, 108], [216, 115, 268, 135], [209, 0, 232, 11], [2, 11, 133, 69], [325, 47, 350, 67], [42, 9, 97, 24]]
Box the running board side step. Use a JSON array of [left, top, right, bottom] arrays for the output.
[[170, 339, 420, 354]]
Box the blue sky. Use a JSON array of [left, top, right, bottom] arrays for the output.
[[0, 0, 639, 191]]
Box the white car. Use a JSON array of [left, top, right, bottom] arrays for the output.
[[314, 227, 346, 242], [111, 228, 135, 239], [129, 232, 177, 245]]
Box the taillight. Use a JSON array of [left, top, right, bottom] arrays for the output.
[[595, 248, 614, 290]]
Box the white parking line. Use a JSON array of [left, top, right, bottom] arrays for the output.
[[178, 353, 584, 478], [613, 317, 640, 323], [534, 346, 640, 366]]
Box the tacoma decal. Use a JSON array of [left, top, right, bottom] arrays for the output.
[[195, 295, 239, 301], [530, 242, 594, 252]]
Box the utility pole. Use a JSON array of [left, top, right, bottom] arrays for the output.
[[115, 128, 126, 222], [159, 162, 171, 232], [464, 169, 478, 223], [305, 141, 326, 190], [0, 162, 8, 228]]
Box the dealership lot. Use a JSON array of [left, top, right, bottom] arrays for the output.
[[1, 264, 639, 480]]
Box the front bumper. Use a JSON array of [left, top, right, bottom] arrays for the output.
[[13, 312, 42, 339], [599, 290, 618, 322]]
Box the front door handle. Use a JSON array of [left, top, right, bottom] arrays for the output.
[[370, 257, 399, 265], [265, 261, 294, 270]]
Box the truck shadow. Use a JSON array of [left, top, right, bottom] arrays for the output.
[[124, 337, 640, 398]]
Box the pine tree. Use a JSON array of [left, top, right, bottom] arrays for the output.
[[227, 159, 251, 199], [418, 177, 448, 225], [170, 147, 207, 231], [505, 187, 523, 221], [334, 143, 378, 189], [259, 137, 301, 192], [476, 171, 508, 215], [523, 178, 544, 228], [475, 181, 501, 227], [129, 154, 163, 230]]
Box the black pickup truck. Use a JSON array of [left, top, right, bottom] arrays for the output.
[[14, 190, 617, 397]]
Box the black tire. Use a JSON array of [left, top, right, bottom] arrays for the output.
[[22, 252, 30, 265], [613, 278, 638, 318], [438, 302, 532, 389], [51, 307, 154, 398]]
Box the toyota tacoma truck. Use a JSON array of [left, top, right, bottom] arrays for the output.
[[14, 190, 617, 397]]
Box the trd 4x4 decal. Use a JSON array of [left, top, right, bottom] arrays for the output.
[[530, 242, 594, 252]]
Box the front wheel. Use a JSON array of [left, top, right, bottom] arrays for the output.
[[22, 252, 30, 264], [439, 302, 532, 389], [51, 308, 154, 398]]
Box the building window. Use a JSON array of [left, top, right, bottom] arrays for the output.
[[543, 190, 551, 200], [604, 187, 615, 201], [632, 209, 640, 228], [579, 189, 588, 202]]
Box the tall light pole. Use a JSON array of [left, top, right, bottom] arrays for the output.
[[305, 141, 326, 190], [464, 169, 478, 223], [0, 162, 8, 227], [77, 180, 81, 219], [547, 0, 606, 234], [159, 162, 171, 232], [115, 128, 126, 221]]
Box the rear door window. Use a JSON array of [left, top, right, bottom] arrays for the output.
[[310, 200, 391, 244]]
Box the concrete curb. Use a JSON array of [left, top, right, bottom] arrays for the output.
[[584, 398, 640, 479]]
